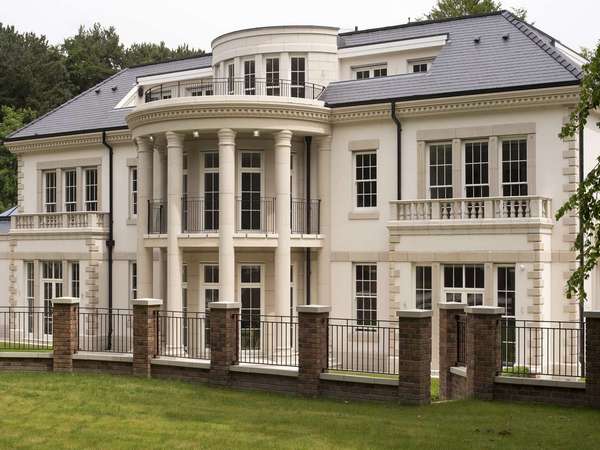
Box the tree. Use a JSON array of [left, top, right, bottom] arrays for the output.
[[421, 0, 527, 21], [62, 24, 125, 94], [0, 106, 36, 211], [555, 42, 600, 302], [0, 23, 72, 116], [123, 42, 203, 68]]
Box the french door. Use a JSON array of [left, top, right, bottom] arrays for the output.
[[240, 152, 262, 231], [203, 152, 219, 231], [42, 261, 63, 335], [240, 265, 262, 350]]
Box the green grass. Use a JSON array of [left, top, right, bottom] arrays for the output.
[[1, 373, 599, 449]]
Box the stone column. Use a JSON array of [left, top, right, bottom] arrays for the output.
[[154, 137, 168, 302], [584, 311, 600, 408], [218, 129, 236, 302], [136, 136, 154, 298], [297, 305, 330, 396], [438, 302, 465, 400], [316, 136, 332, 305], [397, 310, 432, 405], [166, 131, 184, 311], [209, 302, 240, 386], [465, 306, 504, 400], [52, 297, 79, 373], [274, 130, 293, 315], [132, 298, 162, 377]]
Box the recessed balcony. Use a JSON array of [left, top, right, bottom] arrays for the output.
[[143, 77, 325, 102], [10, 212, 109, 234]]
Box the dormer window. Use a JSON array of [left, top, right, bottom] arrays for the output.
[[409, 59, 433, 73], [353, 64, 387, 80]]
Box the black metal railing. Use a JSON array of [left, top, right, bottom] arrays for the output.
[[144, 77, 325, 103], [291, 198, 320, 234], [237, 314, 298, 367], [182, 196, 219, 233], [456, 314, 466, 366], [148, 200, 167, 234], [0, 307, 53, 351], [156, 311, 211, 360], [236, 196, 276, 233], [327, 318, 399, 375], [500, 319, 584, 378], [78, 308, 133, 353]]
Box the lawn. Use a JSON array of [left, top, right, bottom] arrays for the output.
[[0, 373, 599, 449]]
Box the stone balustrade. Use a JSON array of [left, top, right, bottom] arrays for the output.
[[11, 212, 109, 232]]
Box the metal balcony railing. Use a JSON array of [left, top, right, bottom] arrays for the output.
[[144, 77, 325, 102], [291, 198, 320, 234], [236, 196, 276, 234], [182, 196, 219, 233]]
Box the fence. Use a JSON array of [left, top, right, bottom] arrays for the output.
[[156, 311, 211, 360], [456, 314, 466, 366], [0, 307, 53, 350], [327, 318, 400, 375], [78, 308, 133, 353], [500, 319, 584, 378], [237, 315, 298, 367]]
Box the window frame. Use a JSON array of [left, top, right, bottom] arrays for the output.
[[354, 150, 377, 209], [463, 140, 490, 198], [129, 166, 138, 219], [415, 265, 432, 310], [442, 264, 485, 305], [70, 261, 80, 298], [501, 137, 528, 197], [243, 58, 256, 95], [265, 56, 280, 96], [290, 55, 306, 98], [43, 170, 57, 213], [427, 142, 453, 199], [25, 261, 35, 333], [353, 263, 378, 327], [64, 169, 77, 212], [352, 64, 388, 80], [409, 59, 433, 73], [129, 261, 137, 301], [84, 167, 98, 212]]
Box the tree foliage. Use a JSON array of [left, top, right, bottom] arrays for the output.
[[124, 42, 202, 68], [555, 43, 600, 301], [421, 0, 527, 21]]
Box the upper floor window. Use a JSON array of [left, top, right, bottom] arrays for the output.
[[244, 59, 256, 95], [464, 141, 489, 198], [502, 139, 528, 196], [44, 171, 57, 213], [416, 266, 432, 310], [291, 56, 306, 98], [189, 80, 213, 96], [355, 151, 377, 208], [353, 64, 387, 80], [266, 57, 280, 96], [129, 167, 138, 218], [443, 264, 484, 306], [64, 169, 77, 212], [227, 63, 235, 94], [410, 59, 432, 73], [84, 168, 98, 212], [204, 152, 219, 231], [354, 264, 377, 326], [428, 143, 453, 199]]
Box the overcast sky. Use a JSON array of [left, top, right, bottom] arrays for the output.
[[3, 0, 599, 52]]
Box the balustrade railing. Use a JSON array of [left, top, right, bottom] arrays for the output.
[[144, 77, 325, 102], [12, 212, 108, 231], [390, 196, 552, 222]]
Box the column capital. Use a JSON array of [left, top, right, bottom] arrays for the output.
[[136, 136, 153, 153], [166, 131, 185, 148], [315, 135, 332, 151], [274, 130, 293, 145], [218, 128, 236, 145], [154, 134, 167, 154]]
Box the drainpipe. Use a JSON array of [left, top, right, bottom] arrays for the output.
[[578, 124, 584, 373], [390, 102, 402, 199], [102, 131, 114, 350], [305, 136, 312, 305]]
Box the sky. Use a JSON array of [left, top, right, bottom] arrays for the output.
[[3, 0, 599, 52]]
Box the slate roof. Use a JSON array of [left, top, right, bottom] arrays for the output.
[[324, 11, 581, 106], [7, 55, 212, 140], [6, 11, 582, 140], [0, 206, 16, 234]]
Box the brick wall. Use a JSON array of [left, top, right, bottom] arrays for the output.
[[208, 303, 239, 386], [0, 357, 52, 372], [297, 306, 329, 396], [397, 311, 432, 405], [438, 303, 465, 400], [585, 313, 600, 408], [52, 300, 79, 372], [494, 380, 587, 407], [132, 299, 162, 377]]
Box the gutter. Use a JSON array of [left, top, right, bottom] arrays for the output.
[[390, 102, 402, 199], [102, 131, 115, 350]]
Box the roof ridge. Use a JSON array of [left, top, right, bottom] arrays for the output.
[[501, 11, 582, 80], [6, 68, 130, 140]]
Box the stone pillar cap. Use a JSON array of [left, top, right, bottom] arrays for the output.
[[132, 298, 163, 306], [396, 309, 432, 318], [52, 297, 80, 305], [465, 306, 504, 315], [209, 302, 241, 310], [297, 305, 331, 314], [438, 302, 466, 310], [584, 311, 600, 319]]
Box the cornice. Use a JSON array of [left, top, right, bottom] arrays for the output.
[[6, 130, 133, 154]]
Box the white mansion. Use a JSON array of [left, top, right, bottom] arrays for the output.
[[1, 11, 598, 365]]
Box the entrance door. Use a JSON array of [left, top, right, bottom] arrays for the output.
[[240, 152, 262, 231], [42, 261, 63, 335], [240, 265, 262, 349]]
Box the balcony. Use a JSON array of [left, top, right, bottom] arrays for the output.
[[144, 77, 325, 103], [390, 196, 552, 223], [11, 212, 109, 234]]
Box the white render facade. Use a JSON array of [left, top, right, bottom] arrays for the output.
[[2, 12, 600, 367]]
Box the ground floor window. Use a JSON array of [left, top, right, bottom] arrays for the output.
[[129, 262, 137, 301], [498, 266, 516, 366], [70, 262, 80, 298], [240, 265, 262, 349], [354, 264, 377, 326], [182, 264, 188, 349], [42, 261, 62, 334], [25, 261, 34, 333], [443, 264, 484, 306], [415, 266, 432, 310], [202, 265, 219, 348]]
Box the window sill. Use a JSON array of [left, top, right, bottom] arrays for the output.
[[348, 209, 380, 221]]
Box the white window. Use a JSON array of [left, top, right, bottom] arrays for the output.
[[182, 264, 188, 348], [64, 169, 77, 212], [239, 151, 263, 231], [44, 171, 57, 213], [42, 261, 63, 335], [291, 56, 306, 98], [202, 264, 219, 349], [240, 265, 262, 349], [497, 266, 516, 317], [244, 59, 256, 95], [227, 63, 235, 94], [129, 167, 138, 218], [70, 261, 80, 298], [443, 264, 484, 305], [354, 264, 377, 326], [129, 261, 137, 300], [25, 261, 34, 333], [416, 266, 432, 310], [147, 89, 172, 102], [84, 168, 98, 211], [203, 152, 219, 231], [409, 60, 432, 73], [354, 151, 377, 208], [189, 79, 213, 96], [464, 141, 489, 198], [428, 143, 453, 199], [266, 57, 280, 96], [353, 64, 388, 80], [502, 138, 528, 196]]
